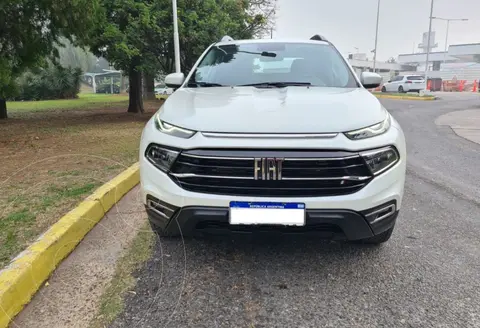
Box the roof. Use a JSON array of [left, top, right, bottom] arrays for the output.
[[214, 38, 330, 47], [398, 51, 446, 57], [450, 43, 480, 47]]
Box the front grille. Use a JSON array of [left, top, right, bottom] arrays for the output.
[[169, 149, 373, 197]]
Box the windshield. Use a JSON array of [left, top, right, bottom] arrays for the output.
[[189, 42, 359, 88], [407, 76, 424, 81]]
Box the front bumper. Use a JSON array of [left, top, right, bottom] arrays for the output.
[[404, 85, 425, 92], [146, 197, 398, 239]]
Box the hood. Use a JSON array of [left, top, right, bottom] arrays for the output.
[[158, 87, 386, 133]]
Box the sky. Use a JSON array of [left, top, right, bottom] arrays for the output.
[[275, 0, 480, 61]]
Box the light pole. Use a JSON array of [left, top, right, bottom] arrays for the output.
[[432, 17, 468, 62], [172, 0, 181, 73], [424, 0, 434, 91], [373, 0, 381, 72]]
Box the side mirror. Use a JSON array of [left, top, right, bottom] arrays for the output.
[[361, 72, 382, 89], [165, 72, 185, 88]]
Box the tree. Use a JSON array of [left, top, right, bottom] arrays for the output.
[[82, 0, 164, 113], [0, 0, 102, 119], [82, 0, 274, 113], [155, 0, 275, 75]]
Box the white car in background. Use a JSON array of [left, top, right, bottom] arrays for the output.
[[154, 84, 174, 95], [381, 75, 426, 93]]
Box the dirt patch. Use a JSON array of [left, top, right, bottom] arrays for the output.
[[0, 99, 163, 268]]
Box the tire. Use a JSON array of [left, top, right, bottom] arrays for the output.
[[354, 227, 394, 245], [398, 86, 405, 93], [381, 86, 387, 93]]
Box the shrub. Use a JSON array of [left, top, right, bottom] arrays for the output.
[[13, 66, 82, 101]]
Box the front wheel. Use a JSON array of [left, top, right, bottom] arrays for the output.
[[381, 86, 387, 92], [398, 86, 405, 93]]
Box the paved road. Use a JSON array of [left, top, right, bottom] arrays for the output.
[[112, 95, 480, 328]]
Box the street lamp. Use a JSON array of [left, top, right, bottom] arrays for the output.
[[372, 0, 381, 72], [424, 0, 434, 91], [432, 16, 468, 62], [172, 0, 181, 73]]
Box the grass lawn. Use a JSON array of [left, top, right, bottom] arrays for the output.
[[372, 91, 435, 99], [7, 93, 129, 112], [0, 95, 163, 268]]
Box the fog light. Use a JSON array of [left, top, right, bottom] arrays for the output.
[[146, 196, 177, 220], [364, 203, 396, 224]]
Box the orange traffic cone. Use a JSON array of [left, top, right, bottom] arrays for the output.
[[473, 80, 478, 92], [427, 80, 432, 91]]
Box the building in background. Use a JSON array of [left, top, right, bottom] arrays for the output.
[[397, 43, 480, 90], [347, 53, 416, 83], [417, 31, 438, 54]]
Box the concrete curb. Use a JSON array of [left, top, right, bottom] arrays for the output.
[[373, 94, 436, 101], [0, 163, 140, 328]]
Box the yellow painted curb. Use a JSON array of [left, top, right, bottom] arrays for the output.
[[0, 163, 140, 328], [373, 94, 436, 101]]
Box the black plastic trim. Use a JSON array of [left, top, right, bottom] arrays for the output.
[[146, 199, 399, 240]]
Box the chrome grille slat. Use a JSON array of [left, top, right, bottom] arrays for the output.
[[171, 172, 370, 181], [201, 132, 339, 139], [169, 149, 373, 197], [283, 155, 360, 161], [171, 173, 254, 180]]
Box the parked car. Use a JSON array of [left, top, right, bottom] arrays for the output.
[[96, 84, 120, 94], [381, 75, 426, 93], [154, 84, 173, 95], [139, 35, 406, 244]]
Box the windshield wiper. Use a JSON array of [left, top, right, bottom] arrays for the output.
[[239, 82, 311, 88], [188, 81, 225, 87]]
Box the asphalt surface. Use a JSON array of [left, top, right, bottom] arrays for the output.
[[111, 94, 480, 328]]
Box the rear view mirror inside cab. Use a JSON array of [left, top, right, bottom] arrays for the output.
[[256, 43, 286, 52]]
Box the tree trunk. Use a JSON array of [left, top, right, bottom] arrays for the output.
[[0, 98, 7, 119], [120, 74, 126, 93], [143, 73, 156, 100], [127, 69, 144, 113]]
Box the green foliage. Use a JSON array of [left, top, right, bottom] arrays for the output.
[[83, 0, 157, 72], [78, 0, 274, 112], [155, 0, 275, 74], [0, 0, 102, 101], [83, 0, 274, 76], [12, 66, 82, 101]]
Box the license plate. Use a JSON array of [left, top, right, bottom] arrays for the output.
[[229, 201, 305, 226]]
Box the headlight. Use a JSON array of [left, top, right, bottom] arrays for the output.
[[361, 147, 399, 175], [155, 113, 195, 138], [145, 144, 179, 172], [344, 114, 391, 140]]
